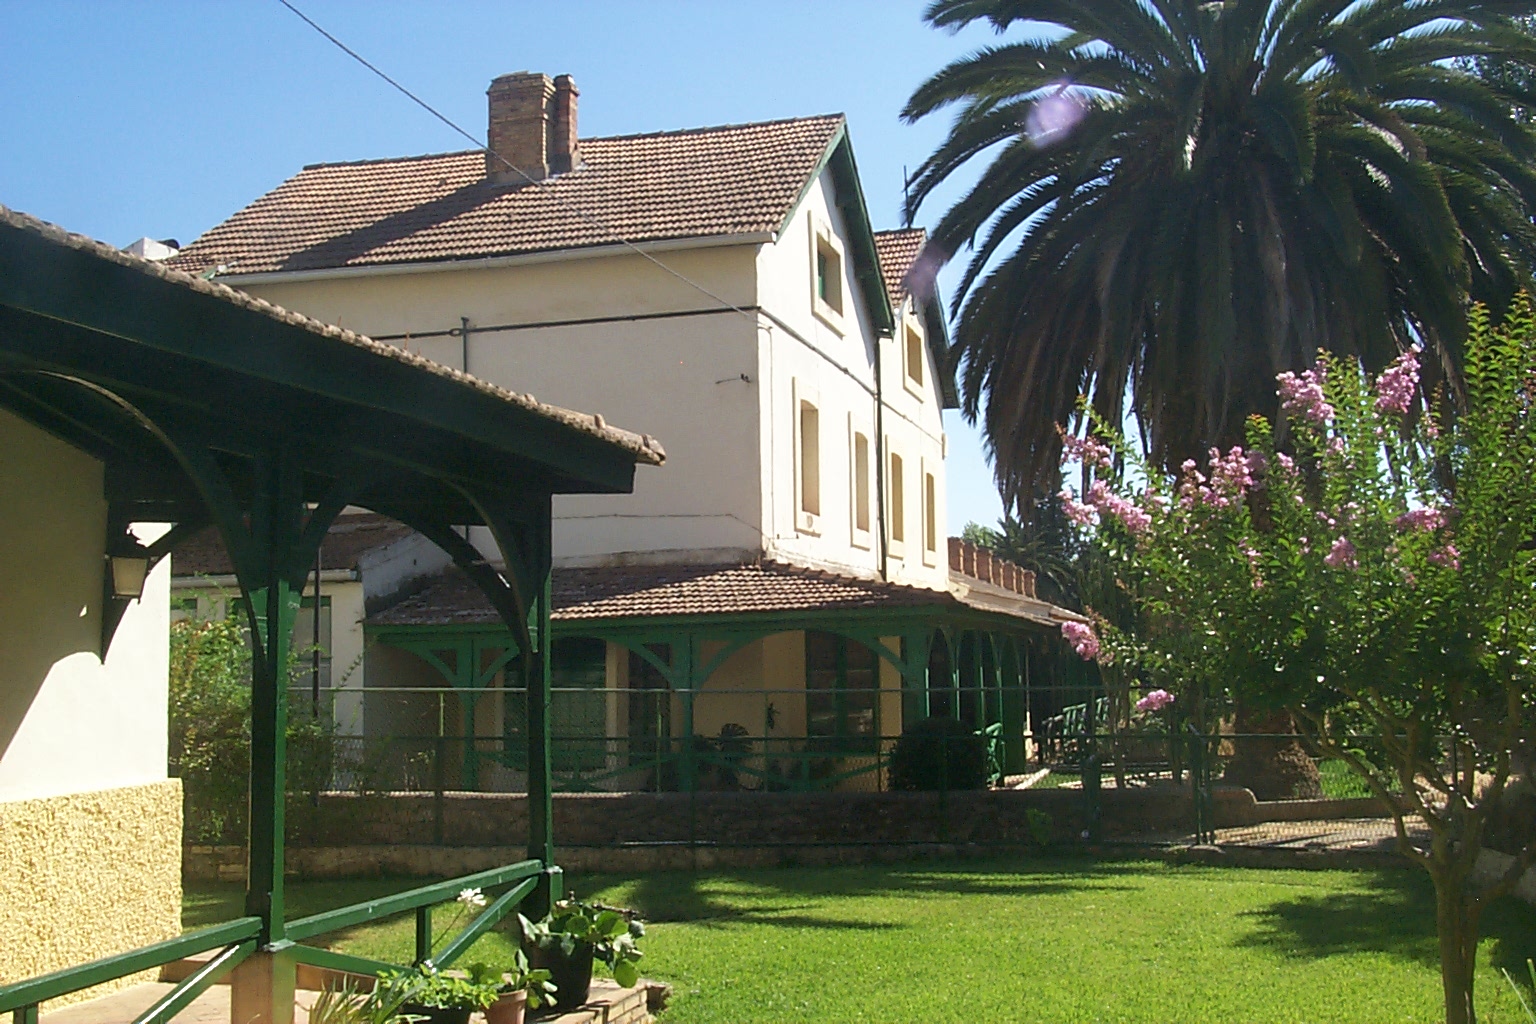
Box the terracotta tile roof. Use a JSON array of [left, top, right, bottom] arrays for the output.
[[368, 561, 960, 627], [873, 228, 927, 313], [171, 514, 414, 577], [0, 206, 663, 466], [165, 116, 845, 277]]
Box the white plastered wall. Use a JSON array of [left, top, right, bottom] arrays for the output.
[[0, 409, 170, 802], [241, 246, 761, 565], [756, 170, 950, 590]]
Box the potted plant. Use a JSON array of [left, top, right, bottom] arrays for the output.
[[466, 955, 556, 1024], [372, 963, 500, 1024], [520, 898, 645, 1007]]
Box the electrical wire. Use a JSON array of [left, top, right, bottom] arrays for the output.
[[275, 0, 757, 322]]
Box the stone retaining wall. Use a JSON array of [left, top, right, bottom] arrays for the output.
[[189, 786, 1401, 881]]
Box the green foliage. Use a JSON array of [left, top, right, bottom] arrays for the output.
[[905, 0, 1536, 504], [168, 611, 335, 842], [305, 983, 420, 1024], [168, 616, 255, 841], [521, 898, 646, 989], [1063, 300, 1536, 1022], [963, 484, 1084, 606], [374, 963, 500, 1012], [887, 715, 988, 791], [465, 956, 556, 1010]]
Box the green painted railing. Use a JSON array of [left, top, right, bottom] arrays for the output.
[[0, 916, 261, 1024], [0, 859, 552, 1024]]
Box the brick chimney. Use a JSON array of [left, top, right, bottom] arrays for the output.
[[486, 71, 579, 184], [551, 75, 579, 174]]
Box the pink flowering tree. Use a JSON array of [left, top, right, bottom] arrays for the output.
[[1057, 303, 1536, 1024]]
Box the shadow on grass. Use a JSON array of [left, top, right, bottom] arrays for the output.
[[570, 856, 1150, 927], [1234, 867, 1536, 978]]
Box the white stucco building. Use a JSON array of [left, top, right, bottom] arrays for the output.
[[167, 73, 1070, 792]]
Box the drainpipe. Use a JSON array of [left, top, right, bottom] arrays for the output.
[[459, 316, 472, 375], [874, 322, 888, 581]]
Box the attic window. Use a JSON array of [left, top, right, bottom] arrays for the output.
[[810, 214, 845, 332], [904, 318, 925, 397]]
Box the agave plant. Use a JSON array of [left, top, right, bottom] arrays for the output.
[[904, 0, 1536, 507]]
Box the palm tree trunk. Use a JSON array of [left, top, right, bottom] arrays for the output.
[[1222, 707, 1322, 800]]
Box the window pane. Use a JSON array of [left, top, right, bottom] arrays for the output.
[[854, 433, 870, 532], [800, 402, 820, 516]]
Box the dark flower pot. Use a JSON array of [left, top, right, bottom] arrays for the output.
[[398, 1005, 473, 1024], [528, 941, 594, 1008]]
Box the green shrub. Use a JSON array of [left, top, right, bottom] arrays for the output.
[[888, 716, 987, 791], [169, 613, 336, 843]]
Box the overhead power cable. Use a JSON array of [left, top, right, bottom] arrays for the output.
[[275, 0, 756, 322]]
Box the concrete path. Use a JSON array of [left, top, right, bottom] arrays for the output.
[[39, 983, 319, 1024]]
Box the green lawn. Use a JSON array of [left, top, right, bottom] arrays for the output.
[[186, 858, 1536, 1023]]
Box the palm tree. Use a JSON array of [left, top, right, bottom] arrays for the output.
[[904, 1, 1536, 509]]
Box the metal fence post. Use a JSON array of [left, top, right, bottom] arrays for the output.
[[1083, 752, 1101, 843], [1187, 722, 1213, 844]]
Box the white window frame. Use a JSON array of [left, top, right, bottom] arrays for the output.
[[902, 310, 926, 400], [794, 379, 821, 535], [850, 418, 872, 550], [809, 212, 846, 334], [887, 446, 905, 557]]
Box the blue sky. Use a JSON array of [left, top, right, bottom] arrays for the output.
[[0, 0, 1010, 531]]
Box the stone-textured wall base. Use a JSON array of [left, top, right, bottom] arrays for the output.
[[188, 786, 1403, 882], [0, 779, 182, 1009]]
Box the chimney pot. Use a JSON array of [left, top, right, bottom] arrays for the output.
[[551, 74, 580, 174]]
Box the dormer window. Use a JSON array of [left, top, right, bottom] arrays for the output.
[[810, 214, 845, 332]]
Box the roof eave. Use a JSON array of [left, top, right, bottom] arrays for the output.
[[922, 293, 960, 409]]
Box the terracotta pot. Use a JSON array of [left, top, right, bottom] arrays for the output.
[[484, 989, 528, 1024]]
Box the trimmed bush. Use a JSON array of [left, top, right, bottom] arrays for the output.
[[888, 716, 988, 791]]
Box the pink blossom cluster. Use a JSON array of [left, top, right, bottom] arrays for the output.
[[1324, 536, 1358, 570], [1428, 543, 1461, 570], [1087, 479, 1153, 534], [1177, 447, 1260, 509], [1061, 620, 1100, 662], [1060, 433, 1113, 470], [1058, 488, 1099, 527], [1060, 481, 1154, 534], [1374, 350, 1420, 415], [1395, 507, 1447, 533], [1276, 363, 1334, 425], [1135, 689, 1175, 713]]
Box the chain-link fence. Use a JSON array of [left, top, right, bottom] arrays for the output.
[[174, 679, 1418, 855]]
